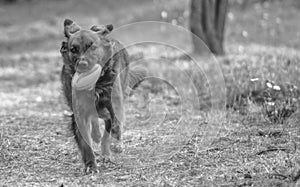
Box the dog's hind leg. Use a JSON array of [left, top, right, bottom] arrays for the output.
[[110, 76, 125, 153], [101, 119, 111, 160], [91, 118, 102, 144]]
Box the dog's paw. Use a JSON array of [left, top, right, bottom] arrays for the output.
[[110, 141, 124, 153], [111, 126, 121, 141], [99, 156, 118, 169], [102, 156, 111, 163], [84, 162, 99, 174]]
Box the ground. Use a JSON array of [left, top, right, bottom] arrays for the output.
[[1, 0, 300, 186]]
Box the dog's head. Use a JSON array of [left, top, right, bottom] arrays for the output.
[[63, 19, 114, 73]]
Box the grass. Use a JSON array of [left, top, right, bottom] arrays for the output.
[[1, 0, 300, 186]]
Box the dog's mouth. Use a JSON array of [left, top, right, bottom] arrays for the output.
[[76, 66, 88, 73]]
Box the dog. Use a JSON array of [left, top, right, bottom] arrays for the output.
[[60, 19, 145, 173]]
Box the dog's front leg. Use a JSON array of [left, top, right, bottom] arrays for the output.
[[71, 115, 98, 174]]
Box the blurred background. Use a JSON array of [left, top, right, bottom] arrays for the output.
[[1, 0, 300, 114], [0, 0, 299, 54]]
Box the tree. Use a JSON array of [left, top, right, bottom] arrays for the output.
[[190, 0, 228, 55]]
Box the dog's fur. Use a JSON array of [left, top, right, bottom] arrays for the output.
[[60, 19, 145, 173]]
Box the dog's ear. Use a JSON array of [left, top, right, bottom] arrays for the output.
[[90, 24, 113, 36], [64, 19, 81, 38]]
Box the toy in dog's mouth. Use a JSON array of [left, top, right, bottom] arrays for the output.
[[72, 63, 103, 150], [72, 64, 102, 90]]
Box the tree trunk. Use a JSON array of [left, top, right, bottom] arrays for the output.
[[190, 0, 228, 55]]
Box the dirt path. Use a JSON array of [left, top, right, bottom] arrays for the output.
[[1, 74, 300, 186]]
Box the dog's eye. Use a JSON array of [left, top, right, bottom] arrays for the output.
[[70, 47, 79, 54]]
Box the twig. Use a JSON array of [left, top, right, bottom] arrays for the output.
[[268, 173, 289, 180], [256, 147, 289, 155]]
